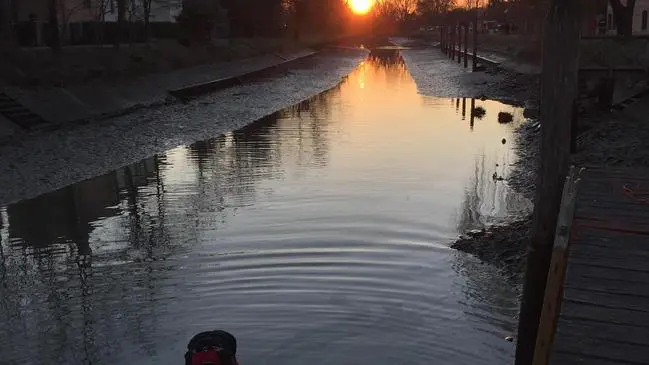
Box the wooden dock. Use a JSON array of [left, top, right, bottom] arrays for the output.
[[549, 166, 649, 365]]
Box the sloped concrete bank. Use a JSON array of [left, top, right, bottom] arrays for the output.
[[0, 49, 318, 141], [0, 48, 368, 205]]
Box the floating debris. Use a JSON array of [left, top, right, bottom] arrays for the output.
[[472, 106, 486, 119], [502, 138, 507, 144], [498, 112, 514, 124]]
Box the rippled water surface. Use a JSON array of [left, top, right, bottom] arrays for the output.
[[0, 50, 531, 365]]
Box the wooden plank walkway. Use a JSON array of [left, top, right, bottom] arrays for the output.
[[550, 166, 649, 365]]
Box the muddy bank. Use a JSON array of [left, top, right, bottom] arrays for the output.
[[453, 219, 531, 283], [452, 71, 649, 283], [452, 118, 539, 283]]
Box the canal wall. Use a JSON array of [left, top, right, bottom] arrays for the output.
[[0, 48, 368, 205], [0, 49, 316, 139]]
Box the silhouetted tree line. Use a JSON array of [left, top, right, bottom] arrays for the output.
[[0, 0, 355, 50], [0, 0, 636, 51], [176, 0, 354, 43]]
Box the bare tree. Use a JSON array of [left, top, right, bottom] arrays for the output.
[[90, 0, 112, 45], [59, 1, 91, 45], [392, 0, 418, 22], [465, 0, 484, 9], [139, 0, 181, 42], [371, 0, 417, 31], [417, 0, 456, 17]]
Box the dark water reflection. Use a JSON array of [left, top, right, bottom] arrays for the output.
[[0, 50, 530, 365]]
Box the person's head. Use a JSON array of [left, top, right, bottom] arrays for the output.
[[184, 330, 238, 365]]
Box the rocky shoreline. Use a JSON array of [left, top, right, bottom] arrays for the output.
[[451, 64, 649, 284], [452, 111, 539, 284]]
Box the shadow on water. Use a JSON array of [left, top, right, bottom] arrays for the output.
[[0, 50, 530, 365]]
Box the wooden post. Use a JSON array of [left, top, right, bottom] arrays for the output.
[[443, 26, 447, 54], [48, 0, 61, 52], [515, 0, 582, 364], [440, 26, 444, 53], [531, 167, 582, 365], [440, 27, 446, 53], [464, 23, 469, 68], [450, 27, 454, 60], [470, 98, 475, 130], [457, 24, 462, 64], [462, 97, 466, 119], [442, 26, 446, 54], [472, 16, 478, 71]]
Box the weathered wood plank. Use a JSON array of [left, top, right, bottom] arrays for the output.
[[549, 167, 649, 365], [575, 200, 649, 214], [573, 225, 649, 238], [568, 250, 649, 273], [572, 228, 649, 243], [575, 207, 649, 220], [574, 230, 649, 241], [555, 317, 649, 347], [570, 243, 649, 262], [570, 237, 649, 253], [552, 350, 648, 365], [576, 174, 649, 183], [563, 286, 649, 313], [577, 193, 649, 204], [581, 171, 649, 180], [563, 274, 649, 298], [578, 188, 649, 202], [554, 329, 649, 364], [578, 165, 649, 176], [566, 263, 649, 284], [561, 299, 649, 327]]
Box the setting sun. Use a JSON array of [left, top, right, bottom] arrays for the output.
[[349, 0, 374, 14]]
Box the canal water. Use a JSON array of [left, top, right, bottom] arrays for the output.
[[0, 50, 531, 365]]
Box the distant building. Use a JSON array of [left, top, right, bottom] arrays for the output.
[[605, 0, 649, 35]]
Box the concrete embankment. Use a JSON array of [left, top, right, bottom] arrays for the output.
[[0, 48, 368, 205], [0, 49, 317, 139]]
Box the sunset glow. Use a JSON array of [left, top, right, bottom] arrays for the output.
[[349, 0, 374, 14]]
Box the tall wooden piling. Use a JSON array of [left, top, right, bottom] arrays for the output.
[[514, 0, 581, 362], [457, 24, 462, 65], [462, 98, 466, 119], [440, 26, 444, 53], [470, 98, 475, 130], [464, 24, 469, 68], [441, 27, 448, 54], [450, 27, 454, 60], [442, 26, 446, 54], [472, 16, 478, 71]]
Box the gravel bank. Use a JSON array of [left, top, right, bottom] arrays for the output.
[[0, 48, 368, 205]]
